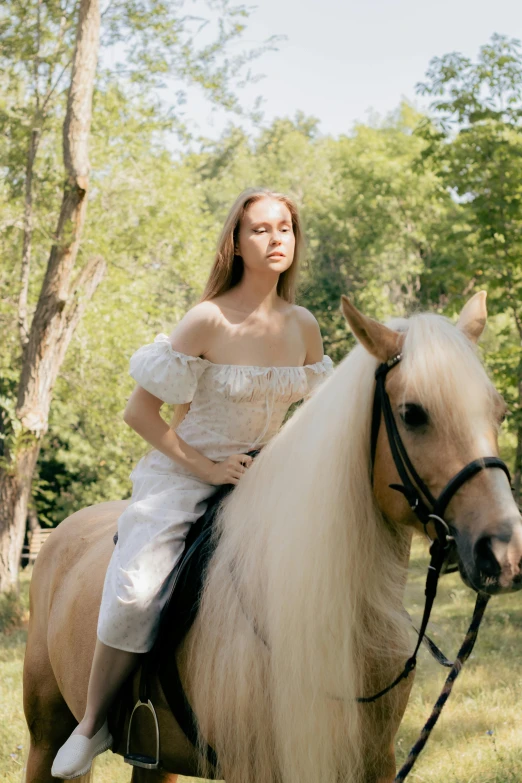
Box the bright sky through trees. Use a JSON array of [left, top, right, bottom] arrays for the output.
[[132, 0, 522, 142]]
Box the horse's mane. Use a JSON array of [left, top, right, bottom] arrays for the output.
[[187, 312, 493, 783]]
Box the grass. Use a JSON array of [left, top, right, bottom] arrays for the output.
[[395, 537, 522, 782], [3, 538, 522, 782]]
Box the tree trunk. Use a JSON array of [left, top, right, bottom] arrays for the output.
[[0, 0, 103, 593], [27, 506, 41, 534], [514, 368, 522, 508], [18, 127, 41, 349]]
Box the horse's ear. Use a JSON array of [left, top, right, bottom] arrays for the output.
[[457, 291, 487, 344], [340, 295, 402, 362]]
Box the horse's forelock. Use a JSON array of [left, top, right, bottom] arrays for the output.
[[395, 313, 496, 438]]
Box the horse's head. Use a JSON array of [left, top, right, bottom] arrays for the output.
[[341, 292, 522, 595]]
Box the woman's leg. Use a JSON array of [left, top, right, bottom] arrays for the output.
[[73, 637, 142, 737], [52, 638, 142, 776]]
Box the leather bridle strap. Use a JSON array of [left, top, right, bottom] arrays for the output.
[[394, 591, 490, 782], [372, 356, 436, 521], [434, 457, 511, 519], [360, 354, 512, 706], [371, 354, 512, 542], [357, 537, 446, 703]]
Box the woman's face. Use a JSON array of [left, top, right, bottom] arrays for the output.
[[235, 197, 296, 275]]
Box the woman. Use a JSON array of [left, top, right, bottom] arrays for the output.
[[51, 187, 334, 778]]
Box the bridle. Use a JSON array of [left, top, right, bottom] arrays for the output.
[[232, 351, 512, 704], [360, 351, 511, 702], [232, 353, 513, 701], [366, 352, 512, 780], [370, 353, 511, 550]]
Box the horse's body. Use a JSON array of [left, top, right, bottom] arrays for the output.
[[23, 500, 208, 782], [24, 495, 409, 783], [23, 294, 522, 783]]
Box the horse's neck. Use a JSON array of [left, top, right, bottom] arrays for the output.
[[358, 525, 413, 665]]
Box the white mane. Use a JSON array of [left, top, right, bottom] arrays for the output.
[[186, 312, 491, 783]]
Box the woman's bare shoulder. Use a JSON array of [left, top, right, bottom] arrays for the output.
[[168, 301, 224, 357], [185, 299, 224, 322], [291, 305, 324, 363], [292, 304, 321, 331]]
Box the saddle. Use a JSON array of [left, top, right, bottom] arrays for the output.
[[107, 450, 260, 771]]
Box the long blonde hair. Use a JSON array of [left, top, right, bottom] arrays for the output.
[[168, 187, 305, 430]]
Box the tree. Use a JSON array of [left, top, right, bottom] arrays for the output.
[[190, 106, 454, 361], [0, 1, 81, 350], [0, 0, 102, 593], [415, 33, 522, 501], [0, 0, 276, 592]]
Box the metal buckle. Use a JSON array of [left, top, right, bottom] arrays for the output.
[[428, 514, 455, 544], [124, 698, 161, 770], [386, 353, 402, 368]]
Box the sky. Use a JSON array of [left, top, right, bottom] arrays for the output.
[[168, 0, 522, 142]]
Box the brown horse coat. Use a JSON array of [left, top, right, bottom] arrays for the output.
[[23, 500, 209, 779]]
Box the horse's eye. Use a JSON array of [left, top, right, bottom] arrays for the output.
[[399, 403, 429, 429]]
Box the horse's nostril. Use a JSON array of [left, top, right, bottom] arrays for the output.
[[474, 536, 501, 578]]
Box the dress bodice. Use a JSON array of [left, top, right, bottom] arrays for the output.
[[129, 333, 334, 460]]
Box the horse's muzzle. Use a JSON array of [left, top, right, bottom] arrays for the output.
[[456, 518, 522, 595]]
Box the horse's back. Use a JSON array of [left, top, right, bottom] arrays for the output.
[[27, 499, 130, 719]]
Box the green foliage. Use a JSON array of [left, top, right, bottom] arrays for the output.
[[0, 0, 281, 526], [1, 17, 521, 524], [100, 0, 280, 121], [300, 105, 451, 359], [414, 33, 522, 481]]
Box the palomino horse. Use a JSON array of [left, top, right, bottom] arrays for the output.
[[23, 293, 522, 783]]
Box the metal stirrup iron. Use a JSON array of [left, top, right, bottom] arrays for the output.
[[124, 698, 161, 770]]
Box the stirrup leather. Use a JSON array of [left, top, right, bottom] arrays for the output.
[[124, 698, 161, 770]]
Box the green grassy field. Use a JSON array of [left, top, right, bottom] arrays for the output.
[[3, 536, 522, 782]]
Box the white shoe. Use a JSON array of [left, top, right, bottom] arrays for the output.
[[51, 721, 113, 779]]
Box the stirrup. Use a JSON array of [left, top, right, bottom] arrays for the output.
[[124, 698, 161, 770]]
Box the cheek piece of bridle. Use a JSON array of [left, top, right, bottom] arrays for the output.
[[366, 353, 512, 781]]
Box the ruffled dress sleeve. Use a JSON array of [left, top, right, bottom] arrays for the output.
[[304, 354, 334, 399], [129, 333, 208, 404]]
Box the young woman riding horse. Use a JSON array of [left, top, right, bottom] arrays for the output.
[[27, 188, 334, 780], [23, 202, 522, 781]]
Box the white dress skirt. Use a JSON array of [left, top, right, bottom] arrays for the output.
[[96, 333, 334, 653]]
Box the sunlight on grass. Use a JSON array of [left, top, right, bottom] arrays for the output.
[[396, 535, 522, 782], [4, 540, 522, 782]]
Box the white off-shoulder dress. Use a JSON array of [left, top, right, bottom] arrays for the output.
[[97, 333, 334, 652]]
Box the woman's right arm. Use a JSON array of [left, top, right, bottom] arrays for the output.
[[123, 304, 253, 485]]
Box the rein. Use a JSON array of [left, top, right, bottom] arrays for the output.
[[368, 353, 511, 780]]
